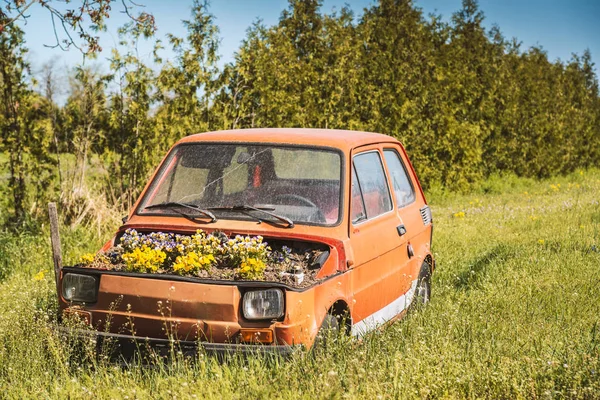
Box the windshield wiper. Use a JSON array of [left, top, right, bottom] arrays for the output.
[[208, 205, 294, 228], [144, 202, 217, 223]]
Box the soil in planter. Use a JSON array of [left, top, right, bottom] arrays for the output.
[[79, 241, 330, 289]]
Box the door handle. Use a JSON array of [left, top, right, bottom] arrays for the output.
[[397, 224, 407, 236]]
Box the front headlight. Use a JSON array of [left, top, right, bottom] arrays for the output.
[[242, 289, 284, 320], [62, 273, 98, 303]]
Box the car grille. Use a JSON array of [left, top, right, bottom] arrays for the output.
[[420, 206, 432, 226]]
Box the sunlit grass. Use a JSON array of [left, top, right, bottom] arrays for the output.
[[0, 170, 599, 398]]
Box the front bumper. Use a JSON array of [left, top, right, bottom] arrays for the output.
[[57, 326, 301, 361]]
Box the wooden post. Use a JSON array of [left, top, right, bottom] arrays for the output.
[[48, 202, 62, 294]]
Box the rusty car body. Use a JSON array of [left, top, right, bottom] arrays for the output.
[[57, 128, 434, 357]]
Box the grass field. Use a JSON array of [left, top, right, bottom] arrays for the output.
[[0, 170, 599, 399]]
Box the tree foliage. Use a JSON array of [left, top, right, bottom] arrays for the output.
[[0, 22, 55, 227], [0, 0, 599, 226]]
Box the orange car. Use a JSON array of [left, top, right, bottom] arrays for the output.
[[57, 128, 434, 357]]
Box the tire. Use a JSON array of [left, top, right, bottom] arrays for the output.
[[413, 261, 432, 308]]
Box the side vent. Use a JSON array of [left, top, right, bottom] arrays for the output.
[[420, 205, 432, 226]]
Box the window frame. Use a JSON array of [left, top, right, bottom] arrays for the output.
[[351, 149, 394, 226], [350, 164, 367, 224], [382, 148, 417, 209]]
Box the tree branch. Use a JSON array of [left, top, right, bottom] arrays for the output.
[[0, 0, 36, 29]]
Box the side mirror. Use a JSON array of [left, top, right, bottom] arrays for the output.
[[121, 215, 128, 224]]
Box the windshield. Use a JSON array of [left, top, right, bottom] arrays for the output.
[[137, 143, 343, 226]]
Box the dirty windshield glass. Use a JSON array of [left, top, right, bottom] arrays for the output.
[[138, 144, 342, 225]]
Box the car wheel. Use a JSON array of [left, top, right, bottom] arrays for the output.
[[413, 262, 431, 307]]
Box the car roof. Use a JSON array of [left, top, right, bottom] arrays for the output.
[[177, 128, 400, 151]]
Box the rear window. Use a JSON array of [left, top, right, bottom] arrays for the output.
[[383, 149, 415, 207]]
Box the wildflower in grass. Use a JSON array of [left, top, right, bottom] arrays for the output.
[[529, 216, 539, 221], [453, 211, 465, 218], [538, 239, 545, 245], [33, 269, 47, 281]]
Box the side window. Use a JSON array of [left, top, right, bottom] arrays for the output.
[[351, 167, 366, 223], [353, 151, 392, 220], [383, 149, 415, 207]]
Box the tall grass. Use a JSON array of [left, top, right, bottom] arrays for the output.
[[0, 170, 599, 398]]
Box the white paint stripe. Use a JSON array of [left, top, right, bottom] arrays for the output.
[[351, 279, 418, 337]]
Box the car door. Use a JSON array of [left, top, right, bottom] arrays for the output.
[[382, 146, 422, 294], [349, 146, 413, 336]]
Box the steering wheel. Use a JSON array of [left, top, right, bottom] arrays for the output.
[[272, 194, 326, 223], [273, 194, 317, 208]]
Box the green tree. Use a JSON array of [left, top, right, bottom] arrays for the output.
[[0, 22, 56, 225], [0, 22, 31, 224], [154, 0, 221, 146], [104, 21, 157, 209], [62, 66, 109, 192]]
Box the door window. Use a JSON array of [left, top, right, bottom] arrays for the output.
[[351, 167, 367, 223], [383, 150, 415, 207], [352, 151, 392, 220]]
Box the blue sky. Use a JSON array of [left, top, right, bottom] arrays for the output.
[[16, 0, 600, 76]]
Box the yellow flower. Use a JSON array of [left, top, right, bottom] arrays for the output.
[[199, 254, 215, 267], [33, 269, 48, 281], [453, 211, 465, 219], [173, 252, 214, 274], [122, 246, 166, 272], [80, 253, 96, 264], [538, 239, 545, 245], [238, 257, 266, 279]]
